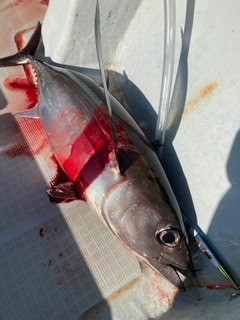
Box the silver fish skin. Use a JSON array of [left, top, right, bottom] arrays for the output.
[[0, 23, 194, 291]]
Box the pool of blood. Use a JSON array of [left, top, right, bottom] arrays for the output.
[[4, 75, 38, 109]]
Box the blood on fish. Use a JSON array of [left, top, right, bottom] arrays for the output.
[[60, 104, 136, 195], [64, 131, 111, 193], [4, 143, 34, 159], [59, 106, 112, 194]]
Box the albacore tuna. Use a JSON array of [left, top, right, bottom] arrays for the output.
[[0, 21, 194, 291]]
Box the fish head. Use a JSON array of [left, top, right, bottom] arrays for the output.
[[106, 178, 194, 291]]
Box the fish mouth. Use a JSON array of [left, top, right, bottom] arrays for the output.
[[146, 257, 195, 292], [169, 264, 195, 292], [168, 265, 186, 292], [168, 256, 196, 292]]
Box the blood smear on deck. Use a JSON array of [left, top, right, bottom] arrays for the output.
[[1, 75, 48, 159], [4, 75, 38, 110]]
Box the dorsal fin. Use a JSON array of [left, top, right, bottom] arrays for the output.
[[0, 22, 42, 67], [114, 114, 155, 152], [94, 1, 124, 175]]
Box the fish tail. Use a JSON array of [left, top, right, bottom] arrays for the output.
[[0, 21, 42, 67]]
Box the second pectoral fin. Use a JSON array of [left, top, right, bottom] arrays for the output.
[[47, 182, 80, 200]]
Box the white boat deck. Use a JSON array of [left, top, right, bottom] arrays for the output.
[[1, 1, 240, 319]]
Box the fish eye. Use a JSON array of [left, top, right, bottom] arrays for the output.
[[155, 228, 182, 247]]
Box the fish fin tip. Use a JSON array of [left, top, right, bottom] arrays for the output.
[[116, 114, 155, 151], [13, 104, 39, 119], [47, 182, 79, 200], [19, 21, 42, 57], [0, 22, 42, 67]]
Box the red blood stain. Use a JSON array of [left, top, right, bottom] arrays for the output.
[[142, 272, 177, 310], [45, 105, 114, 201], [54, 228, 57, 231], [39, 228, 44, 238], [33, 135, 50, 155], [60, 105, 136, 196], [2, 75, 49, 159], [1, 119, 48, 159], [48, 259, 52, 266], [0, 0, 47, 16], [4, 75, 38, 110], [60, 109, 111, 183], [0, 0, 26, 13], [12, 0, 25, 6], [4, 144, 34, 159], [59, 253, 63, 257]]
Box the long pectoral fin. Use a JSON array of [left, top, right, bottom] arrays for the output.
[[13, 104, 39, 119], [47, 182, 80, 200], [115, 114, 155, 151]]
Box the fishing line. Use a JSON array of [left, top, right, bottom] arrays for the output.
[[155, 0, 176, 155]]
